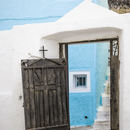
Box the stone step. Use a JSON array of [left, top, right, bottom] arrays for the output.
[[71, 126, 93, 130], [102, 94, 110, 107], [93, 121, 110, 130], [96, 106, 110, 121], [98, 106, 110, 111], [97, 106, 110, 115], [96, 110, 110, 117], [71, 126, 110, 130], [95, 116, 110, 122]]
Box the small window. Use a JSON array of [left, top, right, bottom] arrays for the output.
[[69, 71, 90, 93], [74, 75, 87, 88]]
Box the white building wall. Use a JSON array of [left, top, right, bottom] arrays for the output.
[[0, 12, 130, 130], [0, 23, 59, 130], [119, 15, 130, 130]]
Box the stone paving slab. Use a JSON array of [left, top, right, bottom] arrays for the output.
[[71, 126, 110, 130], [70, 122, 110, 130], [71, 126, 93, 130]]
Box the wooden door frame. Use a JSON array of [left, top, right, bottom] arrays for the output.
[[59, 37, 120, 130]]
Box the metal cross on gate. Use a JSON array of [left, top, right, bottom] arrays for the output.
[[39, 46, 48, 58]]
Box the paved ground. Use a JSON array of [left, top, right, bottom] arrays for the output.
[[70, 121, 110, 130], [71, 126, 93, 130]]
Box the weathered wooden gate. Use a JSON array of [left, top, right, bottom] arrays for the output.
[[21, 59, 70, 130]]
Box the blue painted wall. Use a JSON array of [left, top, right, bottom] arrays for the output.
[[69, 44, 96, 71], [68, 43, 97, 126], [0, 0, 108, 30], [69, 93, 95, 126], [68, 43, 109, 127]]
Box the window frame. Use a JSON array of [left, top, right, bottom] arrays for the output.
[[69, 71, 91, 93]]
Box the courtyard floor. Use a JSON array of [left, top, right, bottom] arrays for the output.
[[71, 126, 93, 130], [70, 121, 110, 130]]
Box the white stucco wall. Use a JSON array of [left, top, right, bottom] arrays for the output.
[[0, 23, 59, 130], [0, 1, 130, 130], [119, 14, 130, 130]]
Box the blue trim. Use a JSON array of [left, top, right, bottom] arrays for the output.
[[0, 16, 61, 21]]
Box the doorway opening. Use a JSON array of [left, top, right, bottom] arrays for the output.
[[21, 38, 119, 130], [60, 38, 119, 130]]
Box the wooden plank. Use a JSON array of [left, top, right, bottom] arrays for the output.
[[110, 57, 119, 130], [33, 69, 42, 127], [60, 38, 118, 45], [23, 66, 64, 69], [44, 66, 50, 126], [53, 90, 58, 125], [65, 44, 70, 126], [35, 85, 56, 91], [41, 68, 45, 127], [49, 90, 54, 125], [60, 70, 67, 124], [23, 69, 31, 129], [39, 91, 44, 127], [59, 44, 63, 59], [44, 89, 49, 126], [47, 69, 56, 85], [27, 124, 68, 130], [35, 91, 40, 127], [110, 39, 119, 130], [28, 69, 36, 128], [57, 86, 63, 124]]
